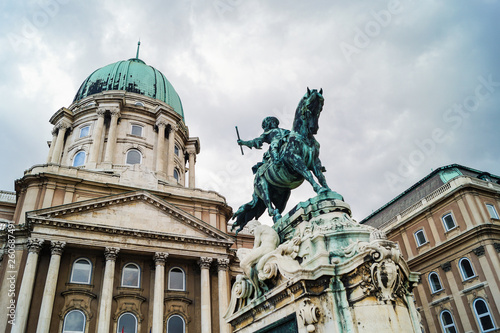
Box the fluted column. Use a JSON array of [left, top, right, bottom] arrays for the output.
[[46, 128, 58, 163], [103, 108, 120, 167], [50, 122, 69, 164], [152, 252, 168, 333], [217, 258, 231, 333], [11, 238, 44, 333], [199, 257, 213, 333], [167, 124, 178, 181], [36, 241, 66, 333], [97, 247, 120, 333], [155, 121, 167, 176], [88, 109, 106, 165], [188, 149, 196, 188]]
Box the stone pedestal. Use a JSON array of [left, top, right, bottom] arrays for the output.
[[225, 192, 420, 333]]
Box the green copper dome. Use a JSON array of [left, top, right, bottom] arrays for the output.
[[74, 58, 184, 119]]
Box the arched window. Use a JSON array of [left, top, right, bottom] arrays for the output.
[[473, 298, 496, 332], [167, 315, 185, 333], [440, 310, 457, 333], [126, 149, 142, 165], [168, 267, 186, 291], [73, 151, 86, 167], [63, 310, 86, 333], [414, 229, 427, 246], [117, 312, 138, 333], [70, 258, 92, 284], [459, 258, 476, 281], [173, 169, 180, 182], [121, 263, 140, 288], [428, 272, 443, 293], [442, 213, 456, 231], [134, 101, 144, 107]]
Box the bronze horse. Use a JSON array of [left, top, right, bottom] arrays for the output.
[[232, 88, 343, 234]]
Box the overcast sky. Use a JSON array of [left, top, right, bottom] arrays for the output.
[[1, 0, 499, 223]]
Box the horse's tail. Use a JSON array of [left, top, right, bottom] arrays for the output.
[[231, 194, 266, 235]]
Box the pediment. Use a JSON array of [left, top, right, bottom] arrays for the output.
[[27, 191, 233, 243]]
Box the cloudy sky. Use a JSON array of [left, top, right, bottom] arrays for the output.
[[1, 0, 500, 223]]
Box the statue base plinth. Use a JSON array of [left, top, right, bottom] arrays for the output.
[[225, 194, 421, 333]]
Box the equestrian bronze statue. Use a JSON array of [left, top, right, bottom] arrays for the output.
[[232, 88, 343, 234]]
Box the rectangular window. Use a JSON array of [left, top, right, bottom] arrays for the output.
[[414, 229, 427, 246], [79, 126, 90, 138], [131, 125, 143, 137], [486, 204, 499, 219]]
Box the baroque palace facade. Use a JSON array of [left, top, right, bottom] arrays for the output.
[[362, 164, 500, 333], [0, 53, 252, 333]]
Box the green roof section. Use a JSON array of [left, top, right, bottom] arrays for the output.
[[73, 58, 184, 119]]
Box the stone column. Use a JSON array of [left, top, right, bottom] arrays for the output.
[[11, 238, 44, 333], [88, 108, 106, 165], [155, 121, 167, 176], [97, 247, 120, 333], [46, 128, 58, 163], [217, 258, 231, 333], [103, 108, 121, 168], [50, 122, 69, 164], [36, 241, 66, 333], [167, 124, 178, 181], [199, 257, 213, 333], [152, 252, 168, 333], [188, 149, 196, 188]]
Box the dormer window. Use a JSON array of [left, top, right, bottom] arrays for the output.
[[134, 101, 144, 107], [131, 125, 143, 137]]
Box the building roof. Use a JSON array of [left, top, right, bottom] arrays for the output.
[[73, 58, 184, 119], [361, 164, 500, 227]]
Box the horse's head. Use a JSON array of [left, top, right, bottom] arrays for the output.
[[294, 88, 324, 135]]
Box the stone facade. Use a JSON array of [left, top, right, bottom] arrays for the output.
[[0, 57, 251, 333], [362, 164, 500, 333]]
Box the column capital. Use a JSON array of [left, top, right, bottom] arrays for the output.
[[27, 238, 44, 254], [104, 247, 120, 261], [56, 121, 71, 130], [187, 147, 197, 156], [198, 257, 213, 269], [51, 127, 58, 136], [50, 241, 66, 256], [109, 107, 121, 117], [168, 123, 179, 133], [96, 108, 106, 117], [217, 258, 230, 271], [154, 252, 169, 266], [156, 120, 168, 128]]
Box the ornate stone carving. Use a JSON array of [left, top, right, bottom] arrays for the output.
[[472, 245, 485, 257], [50, 241, 66, 256], [96, 108, 106, 117], [109, 107, 121, 117], [198, 257, 213, 269], [217, 258, 230, 271], [441, 261, 451, 272], [27, 238, 44, 253], [297, 298, 320, 332], [104, 247, 120, 261], [154, 252, 168, 266]]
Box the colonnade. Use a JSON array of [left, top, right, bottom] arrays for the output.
[[12, 239, 230, 333], [46, 108, 197, 187]]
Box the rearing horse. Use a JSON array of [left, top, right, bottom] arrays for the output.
[[232, 88, 343, 234]]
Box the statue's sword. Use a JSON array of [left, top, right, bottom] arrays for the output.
[[235, 126, 244, 155]]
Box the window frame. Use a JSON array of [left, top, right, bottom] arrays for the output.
[[70, 258, 92, 284], [166, 314, 186, 333], [428, 271, 443, 293], [173, 169, 180, 182], [116, 312, 138, 333], [473, 298, 496, 332], [126, 149, 142, 165], [442, 213, 457, 232], [440, 310, 458, 333], [121, 263, 141, 288], [62, 309, 86, 333], [458, 257, 476, 281], [79, 125, 90, 138], [414, 229, 428, 247], [486, 204, 499, 219], [131, 124, 143, 137], [73, 151, 86, 167], [168, 267, 186, 291]]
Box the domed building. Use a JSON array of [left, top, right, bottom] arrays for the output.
[[0, 47, 251, 333]]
